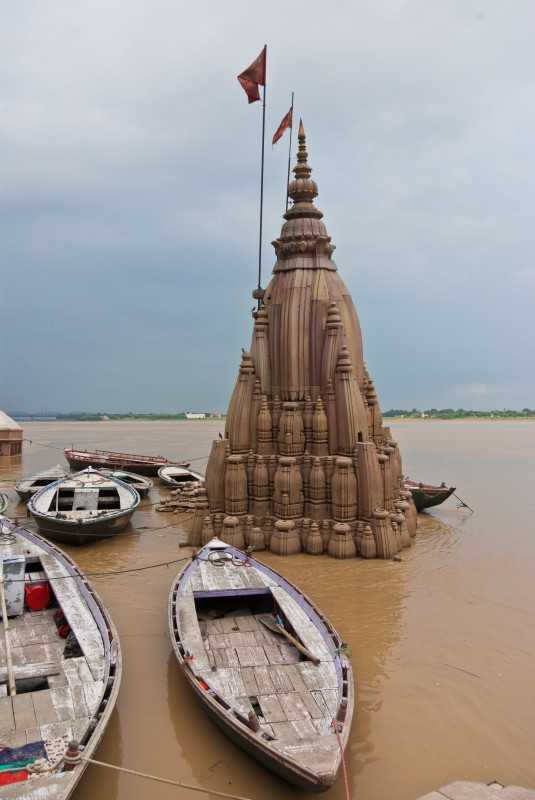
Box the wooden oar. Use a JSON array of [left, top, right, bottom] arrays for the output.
[[0, 564, 16, 696], [258, 615, 320, 665]]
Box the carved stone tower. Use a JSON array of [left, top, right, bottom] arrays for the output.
[[201, 123, 417, 558]]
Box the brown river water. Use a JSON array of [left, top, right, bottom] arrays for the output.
[[1, 419, 534, 800]]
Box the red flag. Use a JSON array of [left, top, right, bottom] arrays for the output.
[[272, 107, 293, 145], [237, 46, 266, 104]]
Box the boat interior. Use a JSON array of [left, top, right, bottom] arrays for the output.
[[0, 537, 108, 786], [46, 487, 122, 512], [32, 473, 135, 520], [173, 555, 351, 779]]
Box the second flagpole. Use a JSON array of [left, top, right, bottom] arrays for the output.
[[257, 45, 267, 302], [286, 92, 294, 212]]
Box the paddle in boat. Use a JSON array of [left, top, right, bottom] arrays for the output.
[[158, 465, 204, 488], [0, 515, 121, 798], [28, 468, 139, 545], [15, 466, 67, 503], [64, 448, 190, 477], [168, 538, 354, 792], [403, 478, 456, 512]]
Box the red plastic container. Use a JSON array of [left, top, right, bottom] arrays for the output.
[[24, 583, 51, 612], [0, 770, 29, 786]]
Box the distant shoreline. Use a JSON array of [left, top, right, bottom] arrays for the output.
[[386, 416, 535, 422]]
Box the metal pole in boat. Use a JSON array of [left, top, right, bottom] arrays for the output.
[[0, 564, 16, 696]]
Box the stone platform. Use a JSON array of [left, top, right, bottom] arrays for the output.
[[418, 782, 535, 799]]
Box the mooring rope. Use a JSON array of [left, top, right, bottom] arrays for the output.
[[332, 720, 352, 800], [0, 554, 192, 583], [80, 754, 255, 800]]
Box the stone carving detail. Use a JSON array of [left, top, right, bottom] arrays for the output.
[[224, 455, 248, 516], [270, 519, 301, 555], [202, 123, 411, 557], [328, 522, 356, 559], [273, 456, 304, 519]]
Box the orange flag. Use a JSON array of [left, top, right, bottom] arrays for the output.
[[272, 107, 293, 145], [237, 46, 267, 104]]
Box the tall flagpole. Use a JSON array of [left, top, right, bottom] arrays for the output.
[[285, 92, 294, 212], [257, 45, 267, 302]]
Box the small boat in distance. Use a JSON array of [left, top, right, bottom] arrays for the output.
[[15, 464, 67, 501], [64, 447, 190, 477], [99, 469, 153, 497], [404, 478, 456, 512], [0, 516, 121, 798], [169, 538, 354, 791], [158, 465, 204, 488], [28, 468, 140, 545]]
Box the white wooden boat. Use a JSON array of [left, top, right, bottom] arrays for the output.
[[168, 538, 354, 791], [98, 470, 152, 498], [15, 467, 67, 503], [28, 469, 140, 545], [0, 516, 121, 798], [158, 465, 204, 488]]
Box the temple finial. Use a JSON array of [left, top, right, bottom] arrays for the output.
[[296, 119, 309, 171], [283, 120, 321, 219]]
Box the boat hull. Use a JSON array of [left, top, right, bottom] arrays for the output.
[[65, 449, 190, 477], [30, 508, 135, 545], [158, 467, 204, 487], [408, 485, 455, 512]]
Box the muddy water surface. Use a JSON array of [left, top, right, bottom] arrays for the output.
[[1, 420, 534, 800]]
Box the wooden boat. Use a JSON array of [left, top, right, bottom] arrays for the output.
[[404, 479, 456, 512], [15, 466, 67, 502], [64, 448, 190, 477], [99, 469, 152, 497], [168, 538, 354, 792], [0, 516, 121, 798], [158, 465, 204, 488], [28, 468, 140, 545]]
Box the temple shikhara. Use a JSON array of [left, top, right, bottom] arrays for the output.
[[193, 123, 417, 558]]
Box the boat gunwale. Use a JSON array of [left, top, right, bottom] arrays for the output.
[[168, 543, 354, 791]]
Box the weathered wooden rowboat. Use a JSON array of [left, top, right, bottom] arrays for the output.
[[158, 465, 204, 488], [98, 469, 152, 498], [15, 467, 67, 503], [404, 479, 456, 512], [0, 516, 121, 798], [28, 469, 140, 546], [169, 538, 354, 792], [64, 448, 190, 477]]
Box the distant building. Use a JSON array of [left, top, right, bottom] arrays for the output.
[[185, 412, 206, 420], [0, 410, 23, 468]]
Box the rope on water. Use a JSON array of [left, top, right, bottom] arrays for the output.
[[0, 554, 192, 583], [80, 754, 255, 800], [332, 720, 352, 800]]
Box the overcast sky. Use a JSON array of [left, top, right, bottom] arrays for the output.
[[1, 1, 534, 413]]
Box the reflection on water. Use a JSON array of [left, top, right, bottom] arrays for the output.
[[1, 420, 535, 799]]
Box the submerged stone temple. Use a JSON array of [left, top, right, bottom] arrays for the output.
[[194, 123, 417, 558]]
